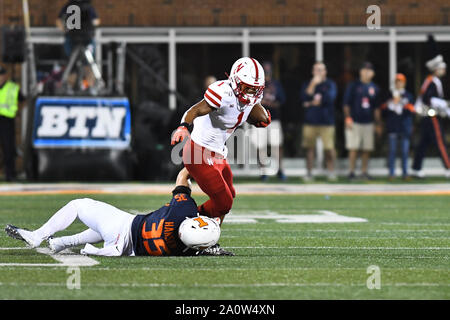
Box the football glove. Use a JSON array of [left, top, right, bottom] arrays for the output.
[[171, 124, 190, 145], [254, 109, 271, 128]]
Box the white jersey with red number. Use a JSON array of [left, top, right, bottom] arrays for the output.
[[190, 80, 260, 157]]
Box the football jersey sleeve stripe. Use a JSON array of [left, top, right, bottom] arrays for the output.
[[207, 88, 222, 101], [204, 93, 220, 108]]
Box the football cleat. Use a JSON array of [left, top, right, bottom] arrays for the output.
[[196, 244, 235, 256], [5, 224, 25, 241], [47, 237, 66, 254], [4, 224, 42, 248]]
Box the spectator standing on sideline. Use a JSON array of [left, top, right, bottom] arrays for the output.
[[412, 35, 450, 178], [343, 62, 382, 180], [252, 61, 287, 181], [0, 66, 26, 182], [380, 73, 415, 180], [300, 61, 337, 181]]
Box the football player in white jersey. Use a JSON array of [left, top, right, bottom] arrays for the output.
[[171, 57, 271, 221]]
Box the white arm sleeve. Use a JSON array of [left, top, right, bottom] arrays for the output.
[[80, 243, 122, 256], [430, 97, 449, 110]]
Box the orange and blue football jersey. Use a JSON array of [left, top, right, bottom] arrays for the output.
[[131, 187, 198, 256]]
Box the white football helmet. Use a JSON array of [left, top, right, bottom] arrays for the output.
[[228, 57, 265, 106], [178, 215, 221, 250]]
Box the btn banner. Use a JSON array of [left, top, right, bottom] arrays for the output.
[[33, 96, 131, 149]]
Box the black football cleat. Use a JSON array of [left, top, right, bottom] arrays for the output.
[[196, 244, 235, 256], [5, 224, 26, 241], [4, 224, 42, 248]]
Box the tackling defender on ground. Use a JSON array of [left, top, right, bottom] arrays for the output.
[[4, 168, 234, 256]]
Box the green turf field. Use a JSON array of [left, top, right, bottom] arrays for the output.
[[0, 193, 448, 299]]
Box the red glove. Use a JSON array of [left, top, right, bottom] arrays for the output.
[[255, 109, 271, 128], [171, 125, 190, 145]]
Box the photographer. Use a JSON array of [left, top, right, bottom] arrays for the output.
[[56, 0, 100, 58], [56, 0, 100, 90]]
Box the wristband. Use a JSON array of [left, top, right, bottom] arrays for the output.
[[179, 122, 192, 131]]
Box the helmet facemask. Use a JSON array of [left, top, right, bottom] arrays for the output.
[[230, 75, 265, 106]]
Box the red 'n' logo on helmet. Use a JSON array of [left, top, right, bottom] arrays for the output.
[[235, 63, 244, 73]]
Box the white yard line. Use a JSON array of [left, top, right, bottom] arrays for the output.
[[0, 263, 68, 267], [0, 247, 99, 267], [380, 223, 450, 226], [227, 246, 450, 250], [36, 247, 99, 266], [222, 235, 448, 239], [224, 229, 450, 232], [0, 282, 448, 288]]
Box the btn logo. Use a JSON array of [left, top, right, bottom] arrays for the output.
[[37, 106, 126, 138], [33, 97, 131, 148]]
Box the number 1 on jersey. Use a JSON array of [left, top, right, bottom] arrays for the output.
[[231, 112, 244, 130]]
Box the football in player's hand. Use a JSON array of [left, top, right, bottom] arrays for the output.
[[247, 104, 269, 125]]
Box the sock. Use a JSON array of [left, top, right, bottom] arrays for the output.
[[57, 228, 103, 248]]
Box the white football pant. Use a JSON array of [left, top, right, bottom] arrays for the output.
[[33, 198, 135, 256]]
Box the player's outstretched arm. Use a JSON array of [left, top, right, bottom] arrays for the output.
[[171, 100, 215, 145], [182, 99, 215, 124], [175, 167, 191, 188]]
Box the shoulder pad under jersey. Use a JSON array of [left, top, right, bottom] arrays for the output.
[[204, 80, 233, 108]]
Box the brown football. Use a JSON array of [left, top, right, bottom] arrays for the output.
[[247, 104, 269, 125]]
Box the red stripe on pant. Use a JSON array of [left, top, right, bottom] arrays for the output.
[[431, 117, 450, 169], [182, 139, 235, 217]]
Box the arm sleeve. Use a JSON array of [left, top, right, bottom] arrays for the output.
[[169, 190, 198, 213], [321, 80, 337, 105], [342, 83, 353, 107], [430, 97, 449, 110], [422, 82, 438, 106], [300, 82, 313, 103], [373, 86, 383, 109], [403, 92, 415, 114], [172, 185, 192, 197]]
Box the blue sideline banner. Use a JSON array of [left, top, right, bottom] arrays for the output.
[[33, 96, 131, 149]]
